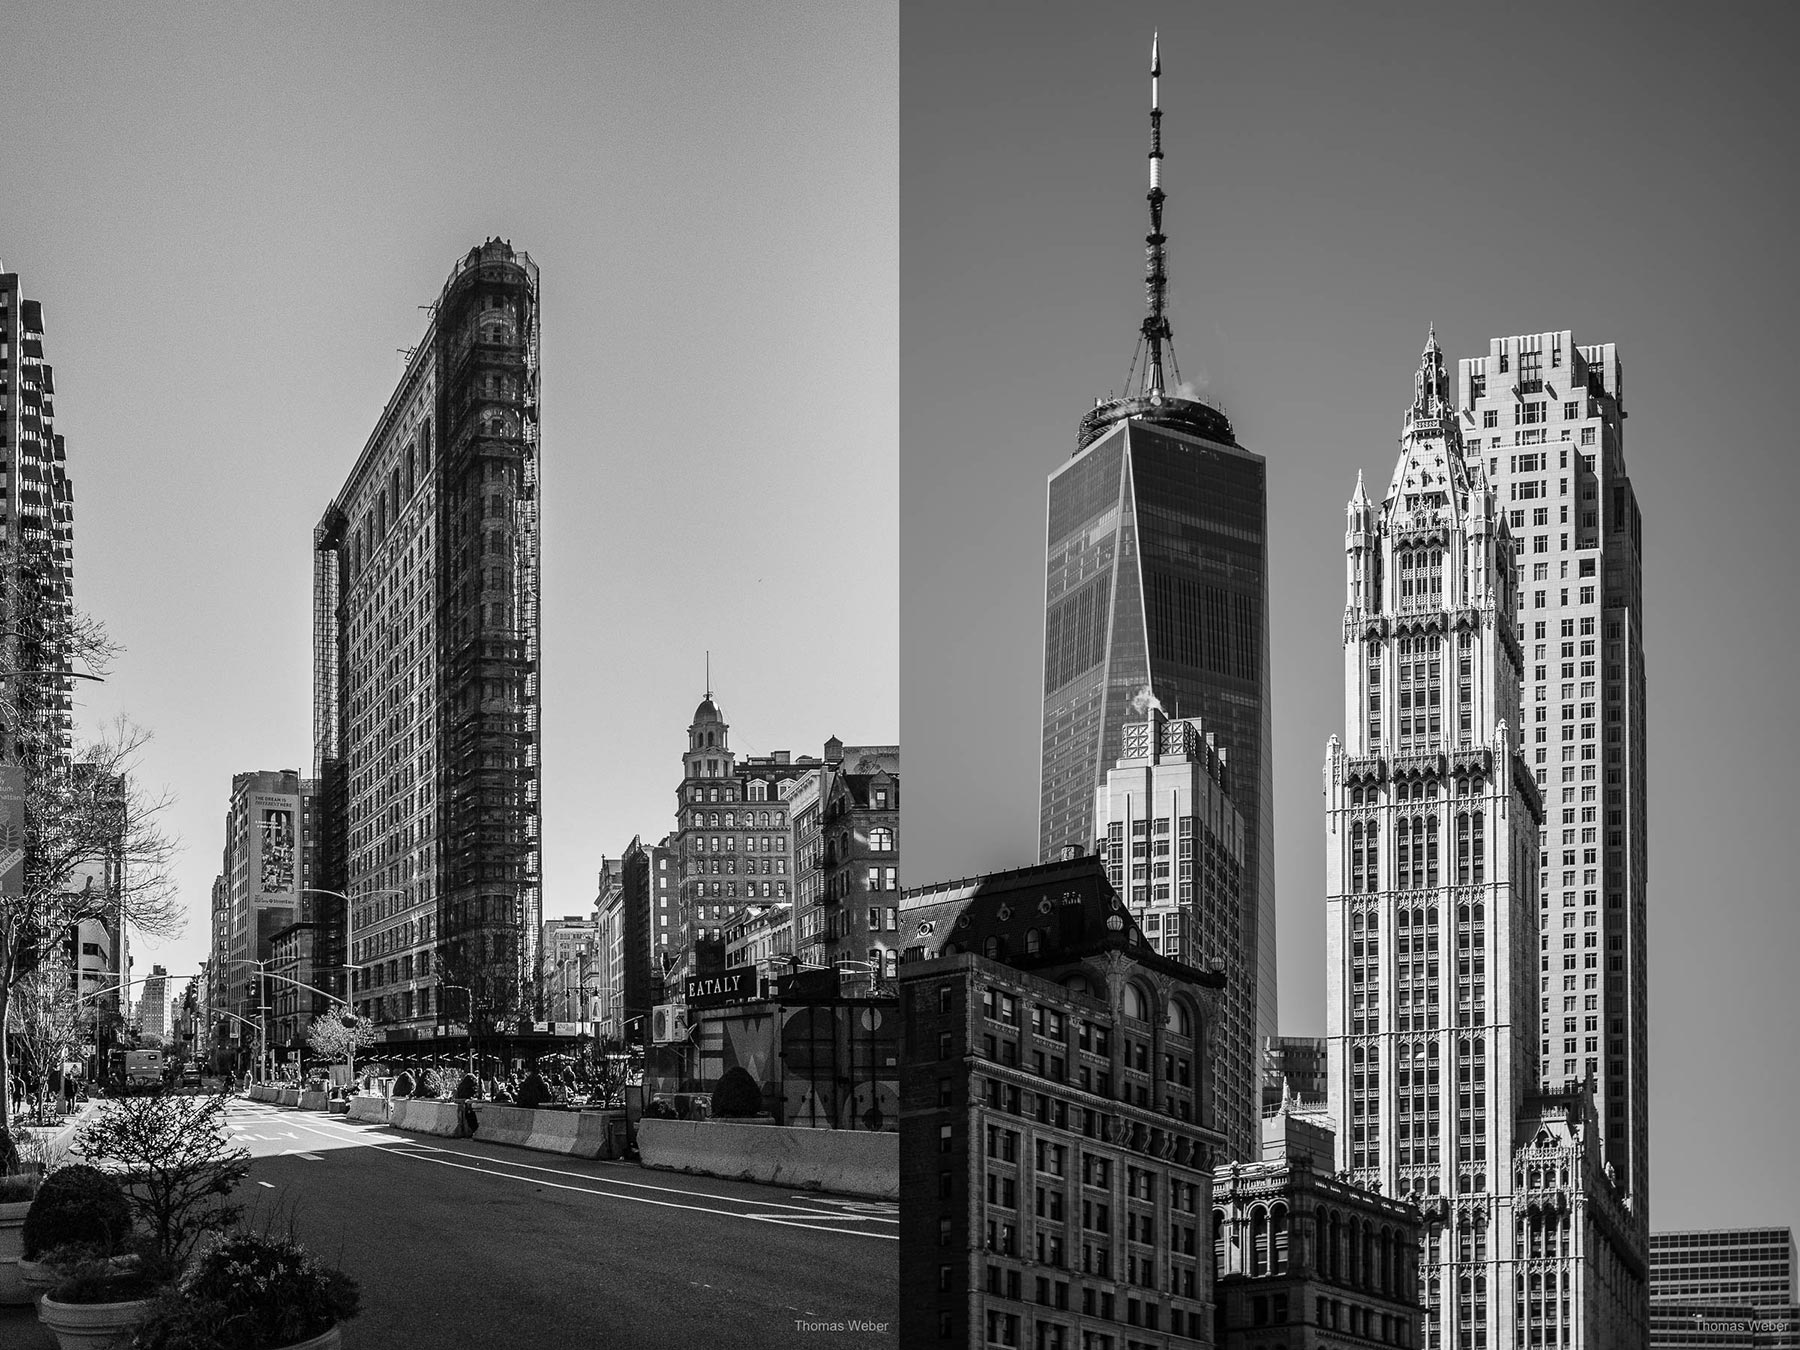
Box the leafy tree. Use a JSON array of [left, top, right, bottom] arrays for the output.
[[305, 1011, 378, 1081], [74, 1090, 250, 1267]]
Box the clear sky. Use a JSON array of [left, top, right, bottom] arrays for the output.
[[0, 6, 896, 1004], [900, 2, 1800, 1232]]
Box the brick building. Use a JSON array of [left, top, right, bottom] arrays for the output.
[[899, 853, 1227, 1348]]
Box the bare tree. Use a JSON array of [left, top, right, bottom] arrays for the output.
[[0, 717, 185, 1133], [8, 956, 83, 1123]]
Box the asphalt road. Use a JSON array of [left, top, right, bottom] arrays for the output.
[[2, 1097, 897, 1350]]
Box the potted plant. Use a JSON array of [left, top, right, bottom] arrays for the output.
[[129, 1232, 361, 1350], [37, 1235, 174, 1350], [17, 1162, 135, 1300], [0, 1124, 48, 1304]]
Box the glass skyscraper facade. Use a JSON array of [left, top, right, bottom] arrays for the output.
[[1039, 407, 1276, 1060]]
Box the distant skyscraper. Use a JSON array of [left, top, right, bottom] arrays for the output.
[[313, 240, 541, 1046], [1325, 332, 1645, 1350], [1094, 708, 1254, 1162], [140, 964, 169, 1042], [1455, 332, 1647, 1229], [0, 263, 76, 767], [210, 769, 319, 1065], [1037, 39, 1275, 1056]]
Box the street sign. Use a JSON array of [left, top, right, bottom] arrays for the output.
[[685, 966, 758, 1008]]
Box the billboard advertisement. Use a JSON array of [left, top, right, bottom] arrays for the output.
[[252, 795, 297, 895]]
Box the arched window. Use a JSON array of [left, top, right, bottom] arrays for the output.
[[870, 826, 894, 852], [1250, 1206, 1268, 1277], [1167, 1001, 1193, 1038], [1425, 815, 1439, 887], [1351, 822, 1365, 893], [724, 811, 735, 827], [1024, 928, 1042, 956], [1272, 1205, 1289, 1274], [1122, 983, 1150, 1021], [1366, 821, 1379, 890]]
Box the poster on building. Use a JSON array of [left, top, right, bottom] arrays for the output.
[[259, 806, 295, 893]]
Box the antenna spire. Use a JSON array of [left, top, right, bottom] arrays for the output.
[[1139, 32, 1173, 400], [705, 650, 711, 701]]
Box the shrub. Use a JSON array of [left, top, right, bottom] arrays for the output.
[[452, 1073, 480, 1101], [75, 1091, 250, 1267], [0, 1124, 20, 1175], [130, 1234, 360, 1350], [711, 1067, 763, 1118], [21, 1164, 134, 1260], [391, 1072, 415, 1098], [413, 1069, 446, 1099], [45, 1233, 175, 1304]]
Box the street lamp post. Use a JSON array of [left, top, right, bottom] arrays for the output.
[[440, 984, 475, 1078]]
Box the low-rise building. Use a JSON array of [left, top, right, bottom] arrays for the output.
[[1650, 1227, 1800, 1349], [1212, 1108, 1424, 1349]]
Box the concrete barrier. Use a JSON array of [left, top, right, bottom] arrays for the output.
[[469, 1105, 617, 1159], [636, 1119, 897, 1200], [297, 1090, 330, 1111], [388, 1098, 470, 1138], [275, 1088, 301, 1108], [469, 1103, 534, 1148], [346, 1095, 390, 1124]]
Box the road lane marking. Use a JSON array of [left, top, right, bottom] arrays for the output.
[[297, 1154, 322, 1161], [378, 1140, 895, 1217], [377, 1148, 895, 1240], [257, 1181, 274, 1188], [244, 1109, 895, 1223]]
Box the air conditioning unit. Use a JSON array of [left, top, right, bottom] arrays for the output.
[[651, 1004, 689, 1045]]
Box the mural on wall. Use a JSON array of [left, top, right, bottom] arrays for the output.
[[656, 999, 899, 1131]]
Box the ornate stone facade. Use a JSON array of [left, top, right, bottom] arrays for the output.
[[1213, 1110, 1424, 1349], [1323, 334, 1645, 1350]]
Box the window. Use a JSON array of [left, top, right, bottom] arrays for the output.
[[870, 826, 894, 852]]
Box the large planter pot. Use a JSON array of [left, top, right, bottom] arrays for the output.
[[37, 1292, 156, 1348], [0, 1197, 33, 1305], [17, 1254, 59, 1299]]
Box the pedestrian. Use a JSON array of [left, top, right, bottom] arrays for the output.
[[7, 1073, 21, 1115], [61, 1072, 76, 1115]]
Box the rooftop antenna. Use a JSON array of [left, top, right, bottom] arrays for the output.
[[1131, 32, 1180, 401], [705, 650, 711, 701]]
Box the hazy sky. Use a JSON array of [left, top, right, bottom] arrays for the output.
[[900, 2, 1800, 1231], [0, 5, 896, 1001]]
